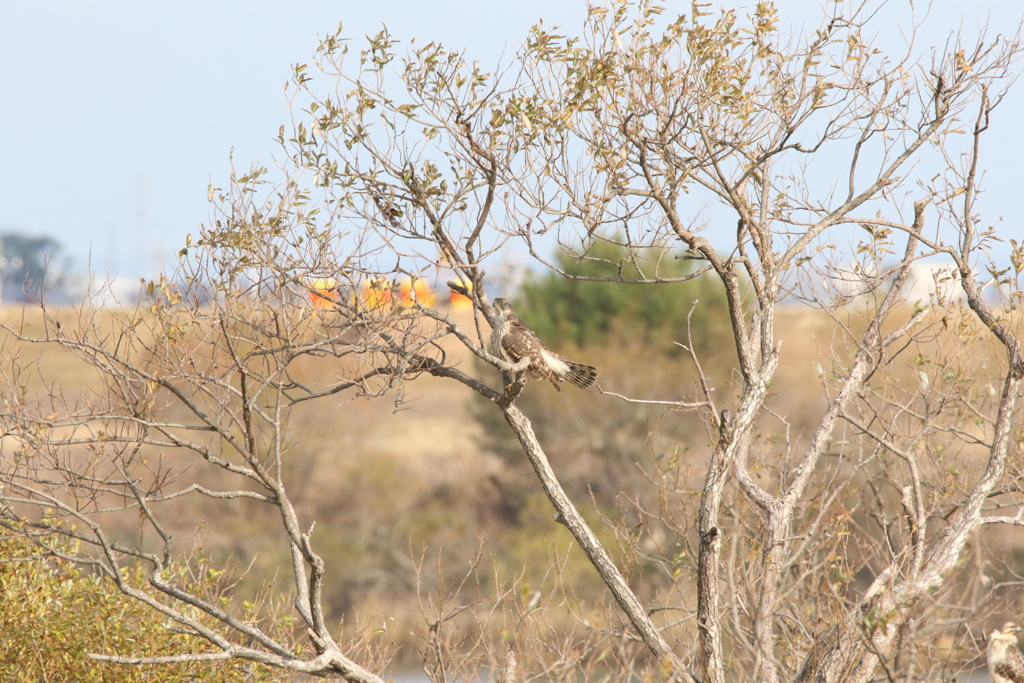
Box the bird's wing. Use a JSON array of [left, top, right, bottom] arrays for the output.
[[996, 644, 1024, 683], [501, 320, 543, 364]]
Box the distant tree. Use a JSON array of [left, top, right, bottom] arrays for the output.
[[473, 239, 733, 509], [0, 232, 77, 303], [515, 239, 731, 352], [2, 2, 1024, 682]]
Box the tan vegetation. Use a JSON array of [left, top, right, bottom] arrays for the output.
[[4, 297, 1021, 679]]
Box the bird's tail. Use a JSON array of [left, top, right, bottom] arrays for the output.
[[564, 361, 598, 389]]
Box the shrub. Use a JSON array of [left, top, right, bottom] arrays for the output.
[[0, 529, 290, 682], [515, 240, 732, 355]]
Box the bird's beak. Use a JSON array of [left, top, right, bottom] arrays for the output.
[[1014, 625, 1023, 634]]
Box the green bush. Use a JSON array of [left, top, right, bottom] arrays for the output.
[[515, 240, 731, 355], [0, 530, 291, 682]]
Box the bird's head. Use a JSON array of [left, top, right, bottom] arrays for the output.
[[492, 298, 514, 316], [991, 622, 1023, 644]]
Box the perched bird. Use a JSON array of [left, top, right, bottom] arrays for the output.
[[988, 622, 1024, 683], [489, 298, 598, 392]]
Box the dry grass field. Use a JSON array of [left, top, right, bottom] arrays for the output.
[[3, 300, 1021, 666]]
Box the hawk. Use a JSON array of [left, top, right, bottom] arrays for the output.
[[988, 622, 1024, 683], [489, 298, 598, 392]]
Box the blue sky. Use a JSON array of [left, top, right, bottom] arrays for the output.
[[1, 0, 1022, 280]]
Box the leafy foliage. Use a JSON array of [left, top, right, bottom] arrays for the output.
[[0, 530, 290, 682]]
